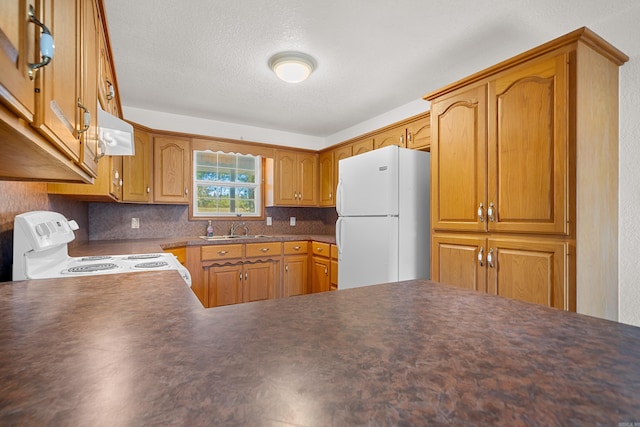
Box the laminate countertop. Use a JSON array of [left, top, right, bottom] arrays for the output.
[[1, 262, 639, 425]]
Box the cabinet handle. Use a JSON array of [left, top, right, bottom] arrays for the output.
[[407, 132, 413, 142], [28, 5, 54, 79], [478, 203, 484, 223], [146, 186, 151, 193], [329, 192, 332, 200], [487, 248, 495, 269], [488, 202, 496, 222], [184, 187, 188, 196], [399, 135, 404, 144], [260, 248, 270, 252], [77, 99, 91, 135], [324, 266, 328, 275], [114, 170, 119, 180], [245, 272, 248, 280], [285, 265, 289, 272], [217, 250, 228, 255], [106, 80, 115, 101], [317, 247, 323, 252], [478, 247, 485, 267], [119, 179, 123, 187], [293, 246, 301, 251], [239, 272, 242, 281]]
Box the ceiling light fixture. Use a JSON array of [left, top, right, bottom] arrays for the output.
[[269, 51, 316, 83]]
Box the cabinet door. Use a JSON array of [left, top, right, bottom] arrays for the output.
[[318, 150, 334, 206], [243, 262, 275, 302], [406, 114, 431, 150], [97, 29, 117, 115], [35, 0, 81, 165], [0, 0, 36, 120], [109, 156, 122, 199], [206, 264, 243, 307], [431, 234, 486, 293], [297, 152, 318, 206], [332, 145, 351, 205], [373, 126, 405, 149], [486, 238, 567, 309], [123, 126, 153, 202], [351, 137, 373, 155], [283, 255, 309, 297], [488, 54, 568, 235], [274, 150, 297, 205], [311, 256, 330, 293], [431, 85, 487, 232], [153, 136, 190, 203], [76, 0, 100, 176]]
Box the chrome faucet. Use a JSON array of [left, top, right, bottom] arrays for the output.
[[229, 220, 249, 236]]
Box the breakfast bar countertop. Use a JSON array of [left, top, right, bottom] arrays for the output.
[[1, 269, 639, 425]]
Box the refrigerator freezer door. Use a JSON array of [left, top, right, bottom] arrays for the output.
[[336, 216, 399, 290], [337, 146, 399, 216]]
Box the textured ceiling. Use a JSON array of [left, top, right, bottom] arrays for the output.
[[103, 0, 640, 138]]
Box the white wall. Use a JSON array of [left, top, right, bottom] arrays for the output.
[[619, 55, 640, 327]]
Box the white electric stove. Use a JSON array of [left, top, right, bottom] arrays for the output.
[[12, 211, 191, 286]]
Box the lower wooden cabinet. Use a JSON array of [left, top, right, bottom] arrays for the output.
[[330, 244, 338, 291], [432, 234, 569, 309], [283, 241, 309, 297], [311, 241, 331, 293], [207, 264, 243, 307]]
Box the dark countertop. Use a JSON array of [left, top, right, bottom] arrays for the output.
[[1, 266, 639, 425]]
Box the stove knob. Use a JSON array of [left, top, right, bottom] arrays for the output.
[[36, 223, 50, 236]]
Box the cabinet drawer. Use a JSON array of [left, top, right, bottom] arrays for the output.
[[312, 242, 331, 257], [246, 242, 282, 258], [164, 247, 186, 264], [201, 244, 243, 261], [284, 241, 309, 255], [330, 244, 338, 260]]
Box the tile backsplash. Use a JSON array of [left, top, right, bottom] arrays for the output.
[[89, 203, 337, 240], [0, 182, 88, 282]]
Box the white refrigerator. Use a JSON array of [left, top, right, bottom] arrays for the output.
[[336, 145, 430, 290]]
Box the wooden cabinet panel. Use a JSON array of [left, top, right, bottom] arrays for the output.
[[312, 241, 330, 257], [298, 152, 318, 206], [243, 262, 276, 302], [273, 150, 318, 206], [351, 138, 373, 156], [431, 85, 487, 232], [318, 150, 333, 206], [283, 241, 308, 255], [311, 256, 330, 293], [284, 254, 309, 297], [373, 126, 405, 149], [123, 125, 153, 202], [406, 113, 430, 150], [153, 136, 190, 203], [206, 264, 243, 307], [201, 244, 243, 261], [245, 242, 281, 258], [487, 238, 567, 309], [432, 234, 486, 293], [0, 0, 36, 121], [488, 54, 568, 235]]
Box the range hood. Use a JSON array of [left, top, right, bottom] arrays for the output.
[[97, 106, 135, 157]]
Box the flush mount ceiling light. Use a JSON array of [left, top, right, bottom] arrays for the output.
[[269, 51, 316, 83]]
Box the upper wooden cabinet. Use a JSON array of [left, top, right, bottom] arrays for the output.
[[371, 112, 431, 151], [426, 27, 628, 314], [122, 124, 153, 203], [273, 149, 318, 206], [351, 137, 373, 156], [153, 136, 190, 204], [318, 150, 333, 206], [98, 20, 119, 117], [0, 0, 109, 183], [373, 126, 406, 149]]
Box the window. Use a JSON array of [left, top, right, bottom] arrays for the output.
[[193, 150, 261, 217]]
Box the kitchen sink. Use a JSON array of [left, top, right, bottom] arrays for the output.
[[200, 235, 272, 241]]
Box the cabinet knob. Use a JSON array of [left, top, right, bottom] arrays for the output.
[[239, 272, 242, 281], [184, 187, 189, 196], [488, 202, 496, 222], [478, 247, 485, 267], [218, 250, 228, 255], [27, 5, 54, 79], [260, 247, 270, 253], [285, 265, 289, 272], [293, 246, 301, 251], [407, 132, 413, 142], [245, 272, 248, 280], [119, 179, 123, 187], [478, 203, 485, 223], [146, 186, 151, 193], [77, 99, 91, 135], [106, 80, 115, 101], [487, 248, 495, 268], [324, 266, 328, 275]]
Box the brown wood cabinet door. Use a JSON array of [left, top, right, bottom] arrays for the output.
[[35, 0, 81, 165], [0, 0, 36, 121], [153, 136, 190, 203], [109, 156, 123, 199], [432, 234, 486, 292], [406, 114, 431, 150], [431, 85, 487, 232], [373, 126, 405, 149], [243, 262, 275, 303], [297, 152, 318, 206], [318, 151, 333, 206], [487, 54, 568, 235], [486, 238, 567, 309], [351, 138, 373, 156], [207, 264, 243, 307], [274, 150, 297, 205], [123, 126, 153, 202], [333, 145, 351, 204], [311, 256, 330, 293], [283, 255, 309, 297]]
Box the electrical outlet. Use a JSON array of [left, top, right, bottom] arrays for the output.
[[131, 218, 140, 229], [266, 216, 272, 226], [290, 217, 296, 226]]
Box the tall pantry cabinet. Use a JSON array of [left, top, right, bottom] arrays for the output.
[[425, 28, 627, 319]]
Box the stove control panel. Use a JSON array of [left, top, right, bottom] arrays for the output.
[[14, 211, 76, 252]]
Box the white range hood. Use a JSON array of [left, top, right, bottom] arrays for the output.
[[97, 106, 135, 156]]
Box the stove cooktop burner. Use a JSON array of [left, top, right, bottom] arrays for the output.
[[132, 261, 170, 269], [125, 254, 162, 260], [79, 256, 113, 262], [63, 263, 120, 274]]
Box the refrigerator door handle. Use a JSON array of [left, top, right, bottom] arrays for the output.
[[336, 179, 343, 216], [336, 217, 343, 260]]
